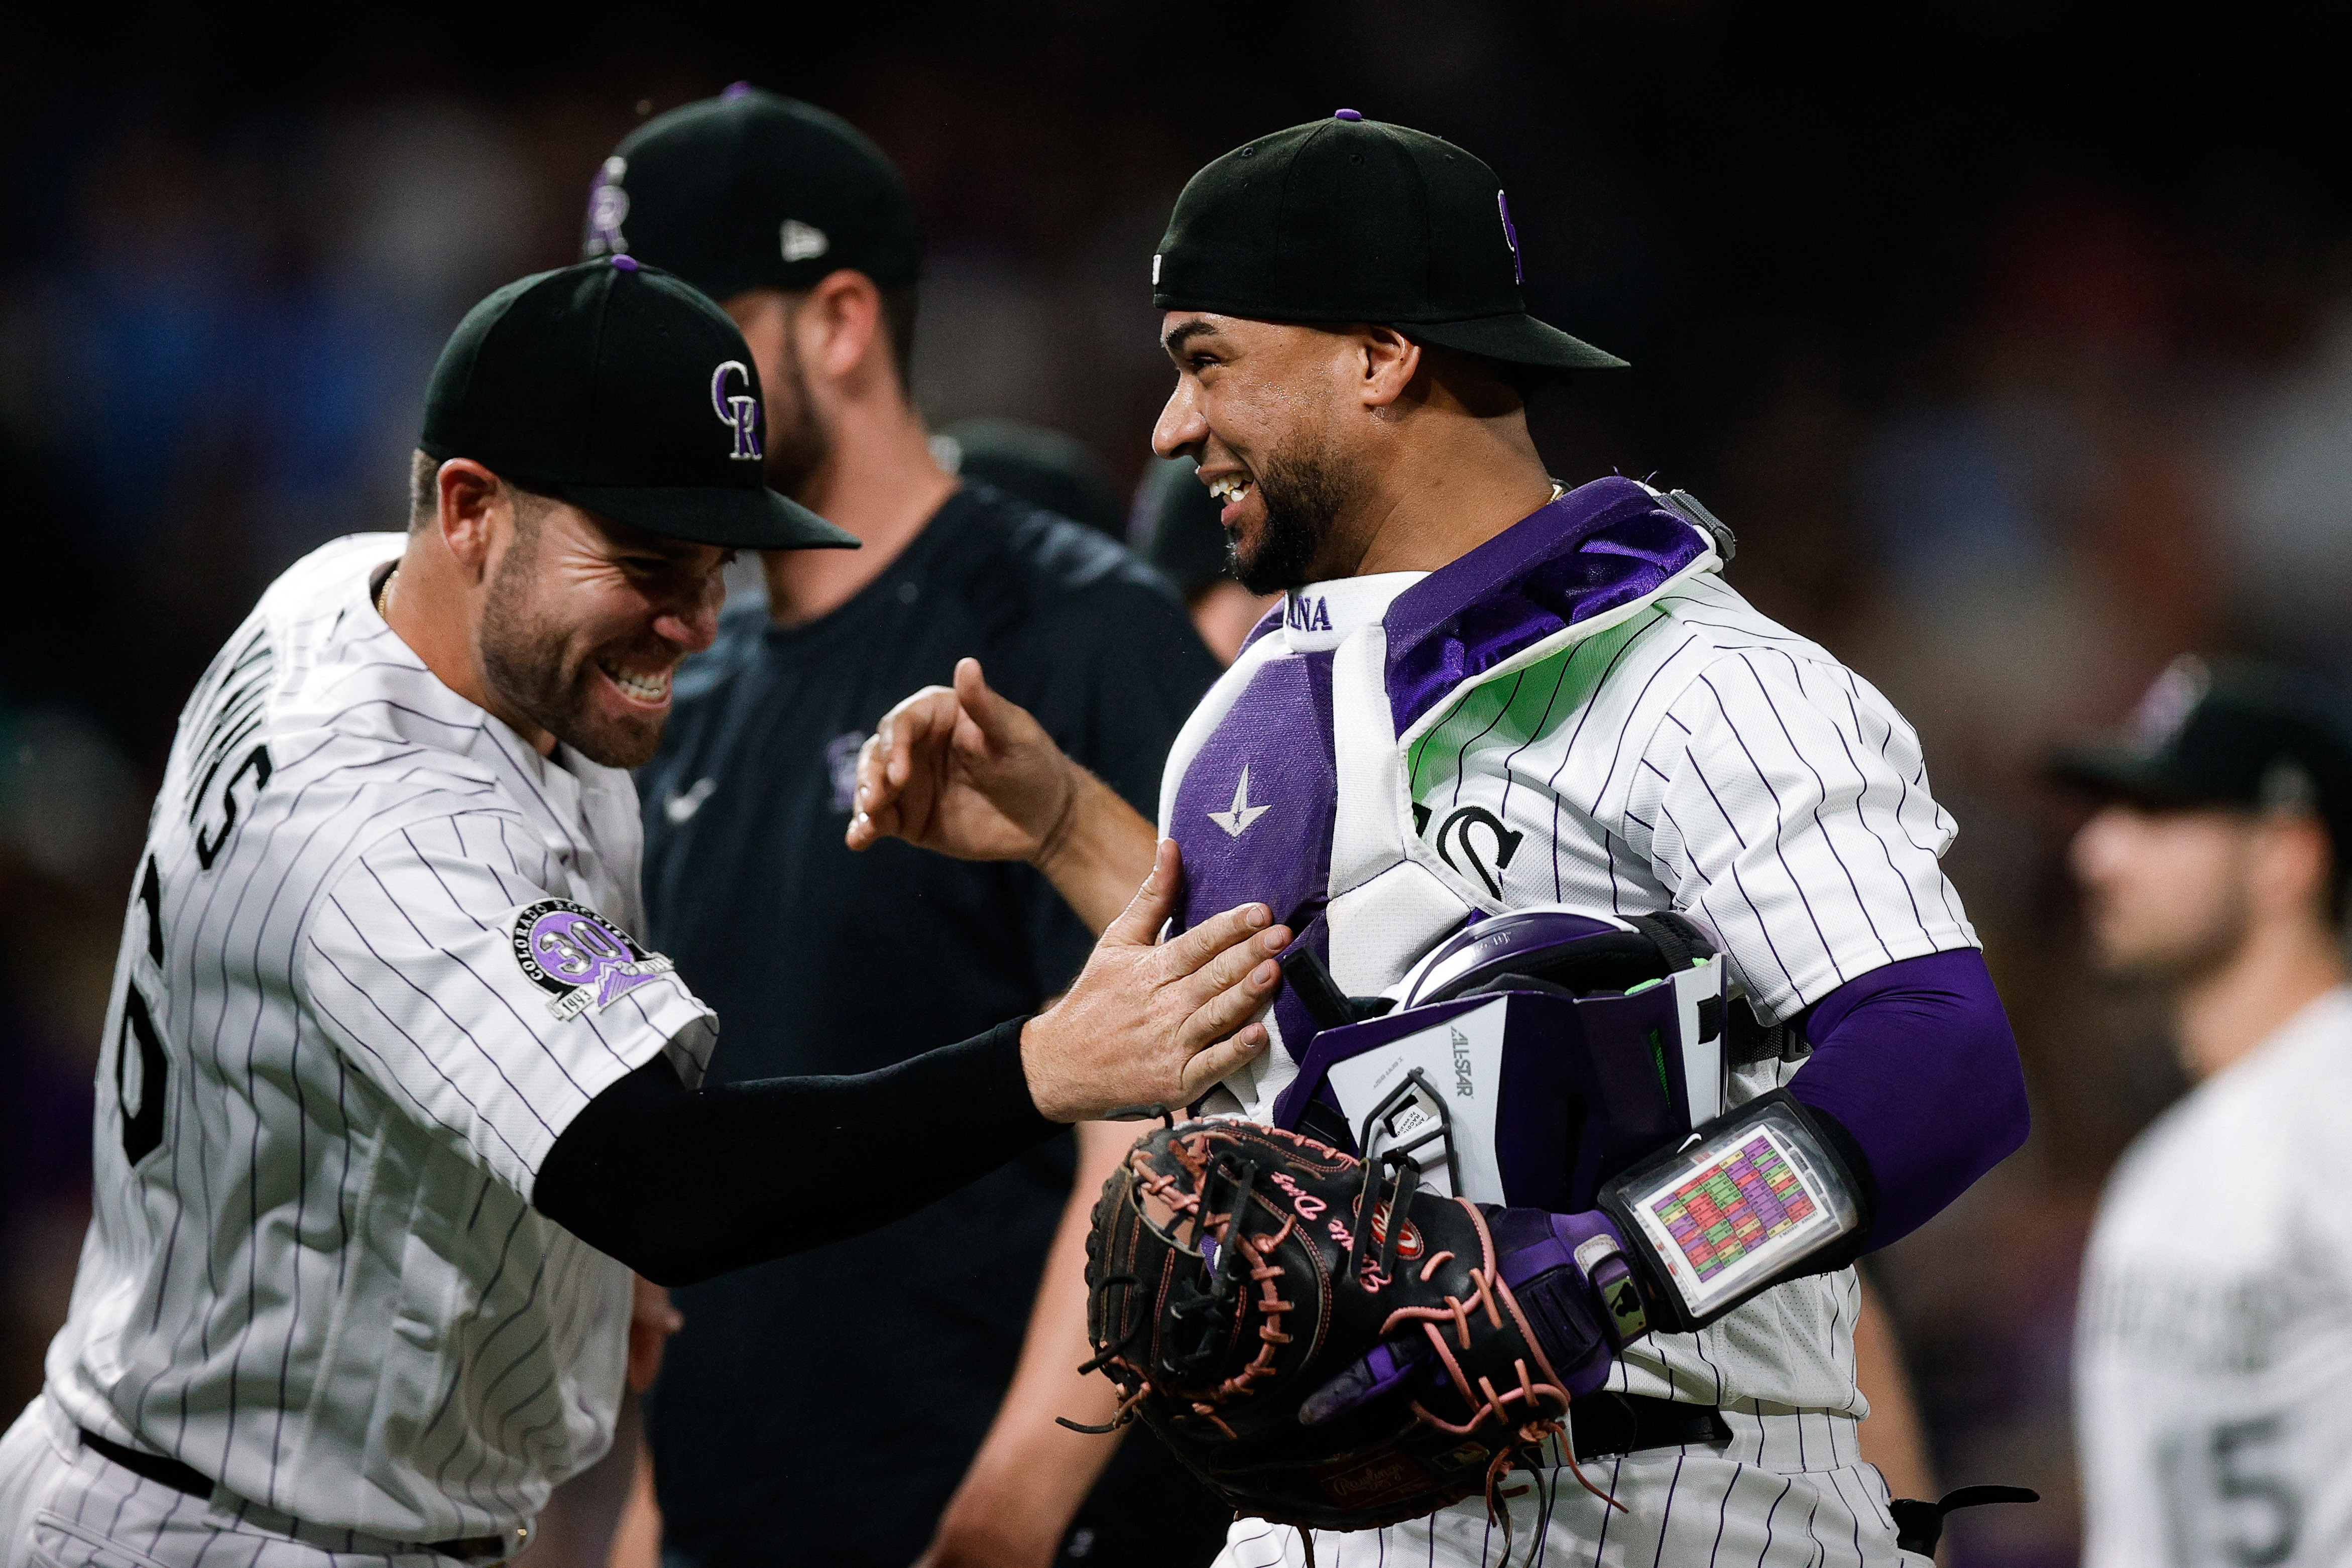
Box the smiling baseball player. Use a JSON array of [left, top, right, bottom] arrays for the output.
[[852, 112, 2031, 1565], [0, 257, 1287, 1568]]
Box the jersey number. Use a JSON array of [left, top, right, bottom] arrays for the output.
[[2166, 1415, 2300, 1565], [2212, 1417, 2299, 1566], [115, 856, 168, 1165]]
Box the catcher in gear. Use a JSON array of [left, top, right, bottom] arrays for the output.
[[853, 113, 2035, 1565]]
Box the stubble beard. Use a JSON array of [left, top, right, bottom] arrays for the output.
[[761, 332, 833, 502], [1227, 430, 1363, 595], [479, 529, 667, 770], [2090, 883, 2253, 991]]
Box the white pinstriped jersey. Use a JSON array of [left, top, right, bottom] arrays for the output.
[[1400, 567, 1973, 1023], [1198, 558, 1975, 1426], [1400, 564, 1974, 1423], [43, 534, 717, 1542], [2077, 987, 2352, 1568]]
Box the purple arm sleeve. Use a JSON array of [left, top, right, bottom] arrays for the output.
[[1786, 947, 2028, 1251]]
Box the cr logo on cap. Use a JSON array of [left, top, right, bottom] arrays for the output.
[[1496, 190, 1522, 285], [586, 156, 630, 256], [711, 360, 763, 461]]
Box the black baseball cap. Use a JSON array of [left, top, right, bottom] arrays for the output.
[[1151, 110, 1624, 373], [2048, 656, 2352, 850], [582, 84, 921, 302], [420, 257, 857, 550]]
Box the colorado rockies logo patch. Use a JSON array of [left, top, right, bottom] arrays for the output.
[[510, 899, 676, 1021]]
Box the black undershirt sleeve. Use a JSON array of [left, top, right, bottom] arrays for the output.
[[532, 1017, 1056, 1285]]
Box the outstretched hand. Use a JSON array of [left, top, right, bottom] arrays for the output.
[[849, 657, 1160, 934], [848, 657, 1077, 864], [1019, 838, 1289, 1123]]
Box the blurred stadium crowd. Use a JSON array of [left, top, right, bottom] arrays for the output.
[[4, 8, 2350, 1564]]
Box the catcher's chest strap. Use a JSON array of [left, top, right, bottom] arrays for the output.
[[1567, 1394, 1732, 1463]]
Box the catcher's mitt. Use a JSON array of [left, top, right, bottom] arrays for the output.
[[1078, 1118, 1617, 1541]]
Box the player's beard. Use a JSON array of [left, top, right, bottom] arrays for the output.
[[1227, 429, 1364, 595], [479, 521, 669, 770], [2087, 878, 2253, 990], [761, 324, 833, 501]]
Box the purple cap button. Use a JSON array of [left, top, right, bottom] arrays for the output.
[[724, 81, 753, 99], [1334, 108, 1363, 121], [611, 255, 639, 272]]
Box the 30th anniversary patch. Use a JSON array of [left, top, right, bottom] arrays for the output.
[[510, 899, 677, 1021]]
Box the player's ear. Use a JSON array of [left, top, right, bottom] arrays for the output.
[[435, 459, 502, 578], [2253, 810, 2334, 927], [805, 268, 883, 387], [1356, 325, 1421, 412]]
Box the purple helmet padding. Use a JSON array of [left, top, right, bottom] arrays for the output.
[[1404, 906, 1632, 1005], [1269, 993, 1490, 1132], [1384, 477, 1709, 738], [1271, 985, 1690, 1212], [1507, 986, 1687, 1209], [1787, 946, 2027, 1250]]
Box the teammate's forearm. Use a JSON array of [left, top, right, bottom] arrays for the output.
[[1029, 770, 1157, 935], [1787, 946, 2029, 1251], [923, 1120, 1130, 1563], [1851, 1274, 1937, 1503], [535, 1018, 1056, 1285]]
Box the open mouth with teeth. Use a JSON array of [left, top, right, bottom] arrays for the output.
[[1205, 471, 1255, 528], [598, 659, 675, 708]]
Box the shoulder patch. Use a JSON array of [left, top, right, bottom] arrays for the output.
[[510, 899, 676, 1021]]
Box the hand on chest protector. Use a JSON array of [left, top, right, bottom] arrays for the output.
[[1019, 838, 1290, 1120]]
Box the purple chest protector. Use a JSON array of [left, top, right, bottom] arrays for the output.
[[1160, 479, 1724, 1182], [1166, 629, 1345, 1061], [1168, 644, 1338, 939]]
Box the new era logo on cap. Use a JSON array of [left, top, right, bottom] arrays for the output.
[[591, 88, 920, 303], [781, 219, 829, 264]]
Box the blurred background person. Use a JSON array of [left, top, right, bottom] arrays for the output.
[[2058, 658, 2352, 1568], [935, 417, 1128, 540], [590, 89, 1228, 1568]]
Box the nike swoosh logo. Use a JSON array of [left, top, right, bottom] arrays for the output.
[[664, 778, 717, 824], [1206, 766, 1272, 838]]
